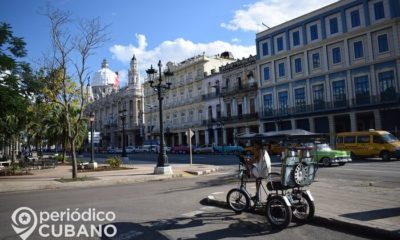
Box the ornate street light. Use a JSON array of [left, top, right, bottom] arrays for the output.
[[146, 60, 173, 174], [119, 108, 127, 159], [89, 112, 95, 163]]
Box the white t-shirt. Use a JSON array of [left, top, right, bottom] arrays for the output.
[[251, 150, 271, 178]]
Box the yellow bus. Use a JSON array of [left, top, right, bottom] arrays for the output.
[[336, 130, 400, 161]]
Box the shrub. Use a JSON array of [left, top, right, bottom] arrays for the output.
[[106, 157, 122, 168]]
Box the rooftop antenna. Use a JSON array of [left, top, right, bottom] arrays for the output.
[[262, 22, 270, 29]]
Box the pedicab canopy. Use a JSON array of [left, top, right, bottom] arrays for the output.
[[236, 129, 328, 143]]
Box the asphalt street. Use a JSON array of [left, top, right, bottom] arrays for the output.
[[0, 169, 389, 240]]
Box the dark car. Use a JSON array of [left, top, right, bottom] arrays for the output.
[[171, 145, 190, 154]]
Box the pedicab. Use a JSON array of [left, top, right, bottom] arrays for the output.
[[226, 129, 327, 229]]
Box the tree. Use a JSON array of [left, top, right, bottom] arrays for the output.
[[42, 8, 108, 179], [0, 22, 33, 161]]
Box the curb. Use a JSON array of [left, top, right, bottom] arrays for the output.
[[185, 167, 219, 176], [205, 195, 399, 240]]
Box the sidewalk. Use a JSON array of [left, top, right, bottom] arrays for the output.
[[207, 176, 400, 239], [0, 162, 219, 193]]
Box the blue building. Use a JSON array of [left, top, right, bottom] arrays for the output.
[[256, 0, 400, 140]]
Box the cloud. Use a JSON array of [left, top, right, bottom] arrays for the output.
[[110, 34, 255, 82], [221, 0, 338, 32]]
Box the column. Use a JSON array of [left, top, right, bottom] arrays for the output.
[[205, 130, 209, 145], [309, 117, 315, 132], [233, 128, 238, 145], [245, 127, 250, 146], [222, 128, 227, 145], [328, 115, 335, 145], [171, 134, 175, 147], [178, 132, 182, 145], [350, 112, 357, 132], [213, 128, 218, 145], [195, 130, 200, 147], [291, 119, 296, 130], [373, 109, 382, 130], [243, 96, 248, 114], [258, 122, 264, 133]]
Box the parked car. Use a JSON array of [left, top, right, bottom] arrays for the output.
[[314, 143, 351, 167], [134, 146, 151, 153], [194, 144, 214, 154], [171, 145, 190, 154], [213, 145, 244, 154], [107, 147, 117, 154], [125, 146, 137, 153]]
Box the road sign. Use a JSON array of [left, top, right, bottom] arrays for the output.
[[185, 129, 194, 138]]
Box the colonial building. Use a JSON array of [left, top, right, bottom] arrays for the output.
[[256, 0, 400, 142], [87, 56, 144, 148], [143, 52, 235, 147], [219, 55, 259, 145]]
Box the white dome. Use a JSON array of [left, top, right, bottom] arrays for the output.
[[91, 59, 117, 86]]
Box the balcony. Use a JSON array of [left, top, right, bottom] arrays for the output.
[[202, 113, 259, 126], [262, 93, 400, 119], [222, 82, 258, 96]]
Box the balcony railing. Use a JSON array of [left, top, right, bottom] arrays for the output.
[[202, 113, 259, 126], [261, 93, 400, 119], [222, 82, 258, 96]]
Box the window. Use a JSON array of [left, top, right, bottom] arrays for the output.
[[278, 91, 288, 114], [263, 94, 273, 115], [378, 34, 388, 53], [373, 135, 384, 143], [354, 41, 364, 59], [374, 1, 385, 20], [357, 135, 370, 143], [277, 37, 284, 51], [278, 62, 285, 77], [293, 31, 300, 46], [312, 53, 321, 68], [354, 75, 370, 104], [294, 58, 302, 73], [329, 18, 338, 34], [226, 103, 231, 117], [310, 24, 318, 41], [344, 136, 356, 143], [313, 84, 325, 110], [350, 10, 360, 27], [263, 66, 270, 81], [262, 42, 269, 56], [332, 47, 341, 64], [332, 80, 346, 107], [378, 71, 396, 101], [295, 88, 306, 112]]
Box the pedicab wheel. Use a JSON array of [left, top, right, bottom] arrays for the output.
[[292, 192, 315, 222], [226, 188, 250, 214], [266, 196, 292, 229]]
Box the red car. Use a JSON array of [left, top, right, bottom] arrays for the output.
[[171, 145, 191, 154]]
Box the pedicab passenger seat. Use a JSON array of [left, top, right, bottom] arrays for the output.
[[267, 148, 317, 191]]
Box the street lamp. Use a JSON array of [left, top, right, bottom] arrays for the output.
[[146, 60, 173, 174], [146, 104, 157, 153], [89, 112, 95, 163], [119, 108, 127, 159]]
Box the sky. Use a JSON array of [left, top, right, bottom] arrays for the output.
[[0, 0, 337, 86]]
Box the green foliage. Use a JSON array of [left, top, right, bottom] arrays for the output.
[[55, 154, 67, 162], [106, 156, 122, 168], [0, 22, 32, 141]]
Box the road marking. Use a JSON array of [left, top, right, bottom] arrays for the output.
[[182, 210, 204, 217], [211, 192, 224, 195]]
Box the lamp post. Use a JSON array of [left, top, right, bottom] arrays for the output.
[[146, 60, 173, 174], [119, 108, 127, 159], [89, 112, 95, 163], [146, 104, 157, 153]]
